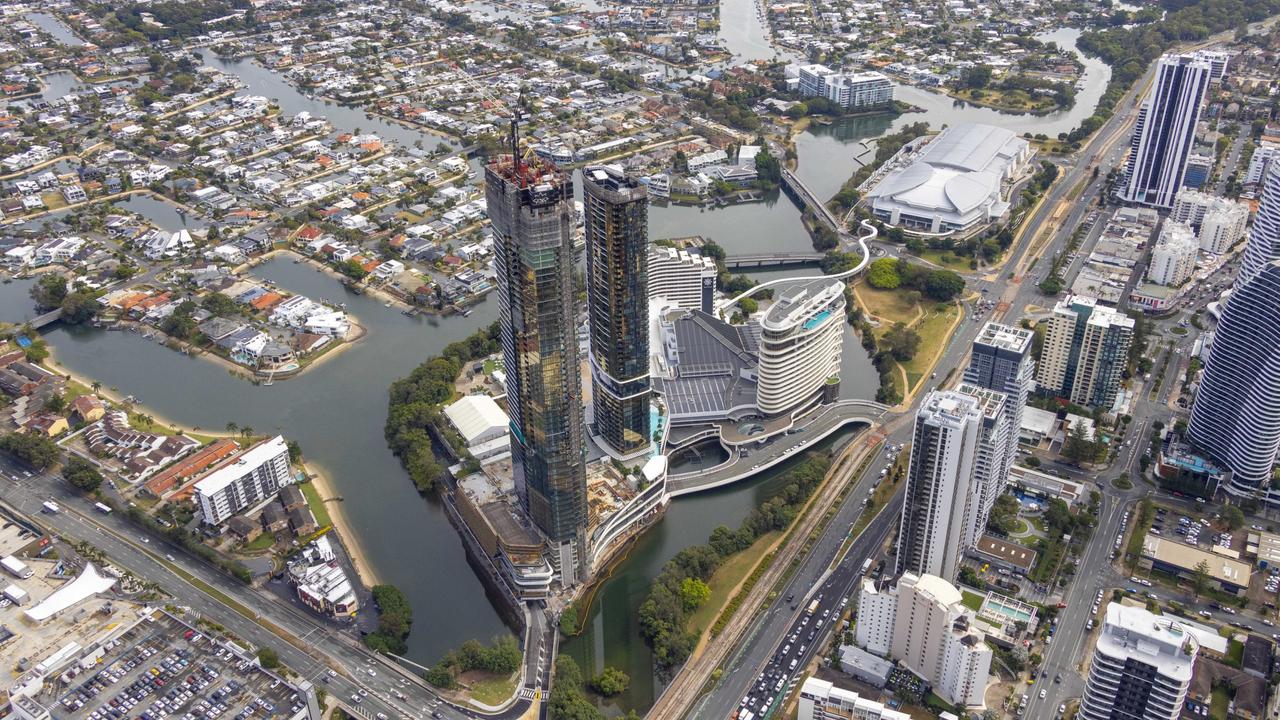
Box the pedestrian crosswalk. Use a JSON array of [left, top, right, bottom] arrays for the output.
[[518, 687, 539, 700]]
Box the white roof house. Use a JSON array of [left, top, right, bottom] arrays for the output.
[[444, 395, 509, 458], [866, 123, 1031, 236]]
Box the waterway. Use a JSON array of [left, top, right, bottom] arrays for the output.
[[32, 258, 513, 662], [561, 427, 860, 716], [2, 29, 1111, 700], [201, 57, 454, 154], [26, 12, 86, 47]]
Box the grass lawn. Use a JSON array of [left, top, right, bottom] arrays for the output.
[[1210, 685, 1231, 719], [898, 303, 961, 394], [300, 481, 333, 529], [961, 590, 984, 612], [687, 531, 782, 635], [915, 249, 976, 273], [855, 280, 920, 326], [483, 358, 497, 374], [462, 671, 518, 707], [1227, 639, 1245, 667], [1009, 518, 1029, 535], [240, 532, 276, 553], [1028, 516, 1046, 533]]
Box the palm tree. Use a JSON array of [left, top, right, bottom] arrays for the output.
[[240, 426, 254, 440], [225, 421, 239, 435], [91, 381, 101, 394], [139, 414, 154, 429]]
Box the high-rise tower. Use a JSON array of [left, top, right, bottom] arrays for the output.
[[963, 322, 1033, 522], [583, 165, 651, 459], [1187, 260, 1280, 503], [895, 389, 1006, 580], [486, 152, 587, 579], [1120, 54, 1211, 209], [1240, 159, 1280, 286], [1080, 604, 1197, 720]]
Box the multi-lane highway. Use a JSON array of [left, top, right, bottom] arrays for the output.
[[0, 452, 545, 720]]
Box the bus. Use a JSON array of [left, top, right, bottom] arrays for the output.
[[94, 502, 112, 515], [859, 558, 873, 576]]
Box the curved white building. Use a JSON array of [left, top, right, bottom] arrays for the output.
[[1187, 260, 1280, 501], [756, 280, 845, 416], [866, 123, 1032, 236], [1241, 159, 1280, 285]]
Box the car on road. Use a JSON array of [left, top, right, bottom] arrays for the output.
[[1039, 689, 1047, 699], [350, 695, 361, 704]]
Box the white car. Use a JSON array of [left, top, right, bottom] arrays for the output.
[[1039, 689, 1047, 700]]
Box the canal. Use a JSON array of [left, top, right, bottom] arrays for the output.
[[26, 12, 86, 47], [2, 24, 1112, 709]]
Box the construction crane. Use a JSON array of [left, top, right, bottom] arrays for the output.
[[446, 62, 538, 174]]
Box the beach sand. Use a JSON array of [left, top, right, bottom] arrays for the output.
[[306, 460, 380, 587]]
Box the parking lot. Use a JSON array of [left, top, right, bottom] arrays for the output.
[[43, 612, 307, 720]]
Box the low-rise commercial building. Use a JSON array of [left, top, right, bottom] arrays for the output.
[[443, 394, 511, 461], [797, 677, 909, 720], [1140, 533, 1252, 595]]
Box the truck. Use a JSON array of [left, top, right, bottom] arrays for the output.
[[93, 502, 112, 515], [807, 599, 820, 615], [0, 556, 32, 580], [41, 501, 59, 514], [859, 558, 873, 576]]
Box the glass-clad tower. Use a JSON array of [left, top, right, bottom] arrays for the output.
[[583, 165, 651, 458], [486, 153, 587, 575]]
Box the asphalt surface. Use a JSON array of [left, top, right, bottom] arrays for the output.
[[0, 453, 547, 720]]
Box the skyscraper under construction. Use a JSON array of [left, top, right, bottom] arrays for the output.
[[486, 151, 587, 582]]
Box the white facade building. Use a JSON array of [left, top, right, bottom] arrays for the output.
[[963, 322, 1034, 524], [647, 245, 717, 313], [1198, 200, 1249, 254], [866, 123, 1032, 236], [797, 678, 910, 720], [794, 64, 894, 110], [1147, 222, 1198, 287], [755, 280, 844, 416], [896, 389, 1005, 580], [1244, 142, 1278, 187], [195, 436, 293, 525], [855, 573, 992, 709], [1080, 604, 1198, 720], [444, 394, 512, 460]]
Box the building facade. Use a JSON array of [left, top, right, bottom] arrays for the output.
[[1197, 199, 1249, 254], [1036, 295, 1135, 408], [1080, 604, 1198, 720], [755, 280, 845, 416], [963, 322, 1034, 520], [583, 165, 651, 459], [647, 246, 717, 313], [795, 64, 894, 110], [855, 573, 993, 709], [1120, 54, 1211, 209], [896, 390, 1004, 580], [194, 436, 292, 525], [1147, 221, 1198, 287], [486, 154, 588, 579], [1241, 159, 1280, 286], [1188, 260, 1280, 503], [797, 678, 910, 720]]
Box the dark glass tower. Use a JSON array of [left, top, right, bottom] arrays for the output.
[[486, 155, 587, 552], [583, 165, 651, 458]]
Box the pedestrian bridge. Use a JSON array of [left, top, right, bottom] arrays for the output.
[[723, 252, 825, 269]]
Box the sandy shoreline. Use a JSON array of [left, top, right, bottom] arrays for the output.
[[41, 342, 238, 440], [42, 340, 379, 589], [304, 459, 380, 587]]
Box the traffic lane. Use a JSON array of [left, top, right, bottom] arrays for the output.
[[0, 474, 487, 720], [723, 499, 900, 719], [700, 446, 905, 719]]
